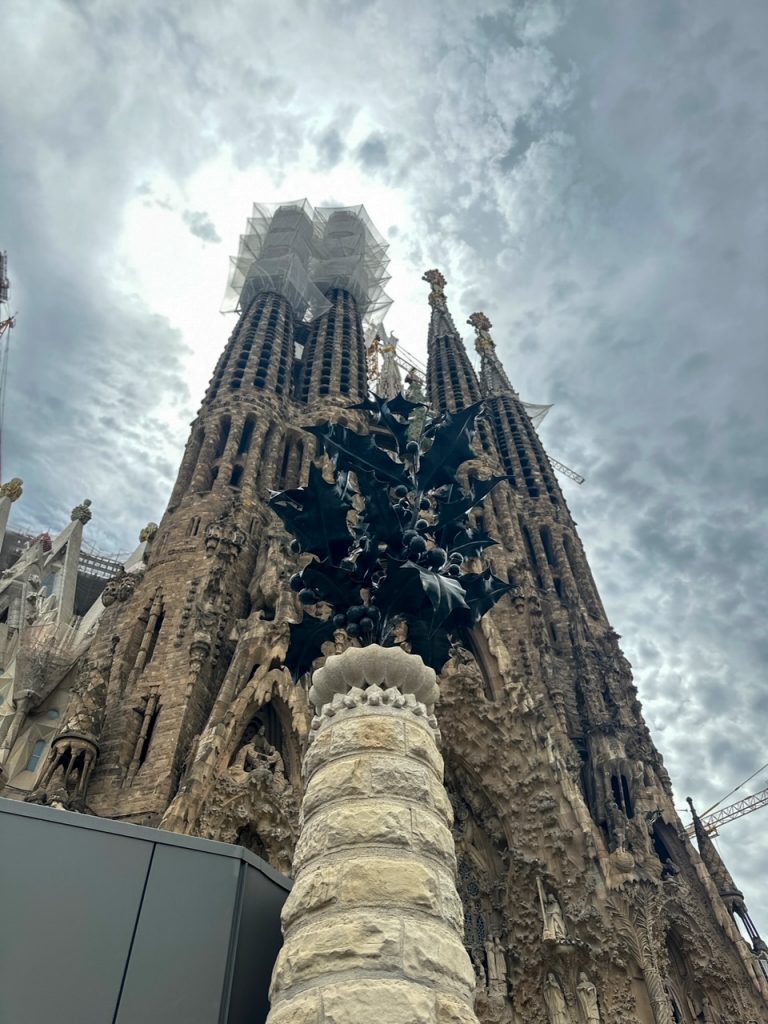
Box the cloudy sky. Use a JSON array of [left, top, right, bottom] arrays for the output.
[[2, 1, 767, 928]]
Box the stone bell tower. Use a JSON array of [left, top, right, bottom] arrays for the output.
[[20, 202, 767, 1023]]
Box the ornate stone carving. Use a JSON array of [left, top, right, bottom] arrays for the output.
[[70, 498, 92, 524], [139, 522, 158, 542], [576, 973, 601, 1023], [543, 973, 572, 1024], [0, 477, 23, 501], [101, 567, 142, 607]]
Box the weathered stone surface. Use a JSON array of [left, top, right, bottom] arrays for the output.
[[410, 807, 457, 864], [323, 800, 412, 850], [281, 862, 338, 928], [337, 856, 441, 913], [404, 720, 444, 777], [272, 915, 402, 994], [402, 920, 475, 994], [267, 992, 320, 1024], [322, 980, 436, 1024], [328, 715, 405, 756], [302, 756, 370, 816], [368, 757, 432, 804], [434, 994, 478, 1024]]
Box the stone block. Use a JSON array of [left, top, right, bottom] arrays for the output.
[[321, 980, 436, 1024], [404, 720, 444, 777], [369, 756, 432, 804], [301, 756, 370, 817], [337, 856, 441, 912], [402, 920, 475, 995], [410, 808, 457, 865], [292, 812, 329, 869], [324, 800, 412, 850], [329, 715, 405, 756], [436, 872, 465, 932], [267, 991, 320, 1024], [281, 862, 338, 929], [272, 914, 402, 993], [434, 994, 478, 1024], [302, 725, 334, 778]]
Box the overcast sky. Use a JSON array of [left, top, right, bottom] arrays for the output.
[[2, 1, 766, 930]]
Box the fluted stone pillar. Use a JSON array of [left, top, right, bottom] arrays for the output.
[[266, 644, 480, 1024]]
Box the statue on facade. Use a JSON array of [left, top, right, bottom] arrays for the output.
[[542, 891, 567, 941], [484, 934, 508, 992], [543, 973, 571, 1024], [576, 973, 600, 1023]]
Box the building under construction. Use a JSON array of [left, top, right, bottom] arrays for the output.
[[0, 203, 766, 1023]]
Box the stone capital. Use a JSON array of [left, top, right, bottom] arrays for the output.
[[308, 643, 439, 713]]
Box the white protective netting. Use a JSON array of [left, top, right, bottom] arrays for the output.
[[222, 199, 329, 321], [222, 200, 392, 323], [521, 403, 552, 429], [311, 205, 392, 321]]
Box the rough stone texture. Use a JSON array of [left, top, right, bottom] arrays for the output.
[[268, 646, 478, 1023], [5, 253, 766, 1023]]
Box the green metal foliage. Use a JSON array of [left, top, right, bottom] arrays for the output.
[[269, 395, 513, 679]]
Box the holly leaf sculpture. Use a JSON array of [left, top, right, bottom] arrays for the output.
[[459, 569, 514, 623], [417, 402, 484, 492], [271, 393, 513, 678], [269, 463, 353, 562], [305, 421, 409, 486], [284, 614, 338, 681]]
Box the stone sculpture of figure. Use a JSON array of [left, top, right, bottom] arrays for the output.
[[543, 892, 567, 941], [471, 950, 487, 990], [543, 973, 571, 1024], [484, 935, 507, 991], [241, 726, 285, 779], [576, 973, 600, 1023]]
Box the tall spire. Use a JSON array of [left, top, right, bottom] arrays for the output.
[[467, 311, 516, 396], [422, 269, 481, 413], [687, 797, 744, 910]]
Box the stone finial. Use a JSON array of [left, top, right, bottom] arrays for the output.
[[422, 268, 447, 306], [467, 311, 495, 353], [0, 477, 23, 502], [309, 643, 439, 713], [70, 498, 92, 524], [139, 522, 159, 542]]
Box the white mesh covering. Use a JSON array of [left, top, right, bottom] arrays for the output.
[[222, 200, 392, 322], [311, 206, 392, 320], [521, 403, 552, 429]]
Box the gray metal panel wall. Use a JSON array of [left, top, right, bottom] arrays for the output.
[[0, 798, 289, 1024]]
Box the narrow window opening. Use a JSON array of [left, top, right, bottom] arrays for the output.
[[215, 417, 231, 458], [145, 610, 164, 667], [621, 774, 634, 818], [26, 739, 47, 773], [539, 526, 557, 567], [229, 464, 244, 488], [138, 706, 159, 766]]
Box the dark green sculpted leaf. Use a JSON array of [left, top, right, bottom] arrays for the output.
[[305, 422, 409, 486], [417, 401, 484, 492], [269, 463, 353, 562]]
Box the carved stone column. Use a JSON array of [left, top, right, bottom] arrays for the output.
[[266, 644, 479, 1024]]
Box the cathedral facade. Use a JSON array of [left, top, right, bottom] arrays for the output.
[[1, 201, 766, 1023]]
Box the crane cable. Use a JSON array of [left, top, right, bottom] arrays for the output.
[[697, 759, 768, 820]]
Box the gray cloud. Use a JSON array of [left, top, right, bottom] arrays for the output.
[[1, 0, 766, 932], [182, 209, 221, 243]]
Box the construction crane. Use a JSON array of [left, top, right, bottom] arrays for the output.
[[0, 250, 17, 482], [365, 328, 586, 485], [685, 762, 768, 837]]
